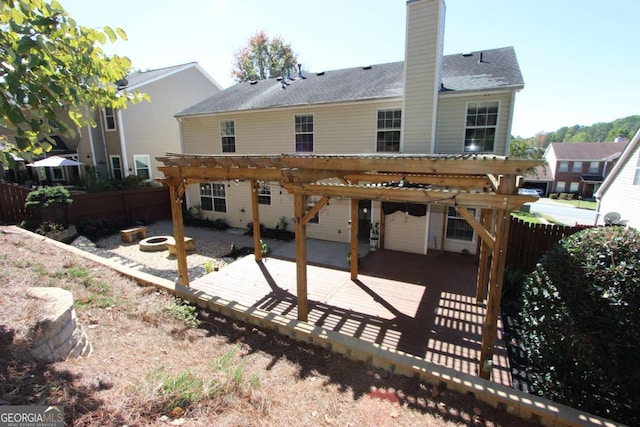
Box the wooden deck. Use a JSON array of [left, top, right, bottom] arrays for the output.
[[190, 249, 512, 386]]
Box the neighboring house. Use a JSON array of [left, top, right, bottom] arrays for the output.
[[175, 0, 524, 255], [74, 62, 222, 181], [595, 127, 640, 229], [539, 142, 627, 199]]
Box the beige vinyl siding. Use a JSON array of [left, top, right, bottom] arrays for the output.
[[599, 145, 640, 229], [123, 67, 220, 178], [185, 182, 352, 243], [402, 0, 445, 153], [383, 210, 428, 254], [435, 92, 513, 155], [181, 101, 402, 155]]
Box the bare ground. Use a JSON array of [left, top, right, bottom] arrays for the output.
[[0, 226, 536, 426]]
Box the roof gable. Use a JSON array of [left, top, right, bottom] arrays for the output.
[[597, 127, 640, 197], [123, 63, 222, 91], [548, 142, 627, 161], [178, 46, 523, 117]]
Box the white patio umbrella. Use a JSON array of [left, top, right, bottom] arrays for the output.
[[27, 156, 83, 167]]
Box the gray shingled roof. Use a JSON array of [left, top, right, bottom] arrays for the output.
[[122, 63, 197, 90], [177, 47, 523, 117], [549, 142, 627, 160]]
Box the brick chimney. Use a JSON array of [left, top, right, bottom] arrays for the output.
[[401, 0, 445, 153]]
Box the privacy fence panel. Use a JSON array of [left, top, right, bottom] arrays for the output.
[[506, 217, 592, 273], [0, 182, 171, 225]]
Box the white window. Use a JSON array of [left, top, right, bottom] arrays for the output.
[[634, 157, 640, 185], [446, 207, 476, 241], [306, 200, 319, 224], [376, 108, 401, 152], [110, 155, 122, 180], [200, 182, 227, 212], [464, 101, 498, 152], [589, 161, 599, 174], [556, 181, 566, 192], [295, 114, 314, 152], [133, 154, 151, 180], [257, 183, 271, 205], [558, 161, 569, 172], [569, 182, 579, 192], [104, 107, 116, 131], [572, 161, 582, 173], [220, 120, 236, 153]]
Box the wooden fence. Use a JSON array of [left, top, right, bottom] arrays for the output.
[[506, 217, 592, 273], [0, 181, 171, 225]]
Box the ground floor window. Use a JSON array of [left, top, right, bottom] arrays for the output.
[[133, 154, 151, 180], [200, 182, 227, 212], [556, 181, 566, 192], [257, 183, 271, 205], [446, 207, 475, 241], [569, 182, 579, 193], [110, 155, 122, 180]]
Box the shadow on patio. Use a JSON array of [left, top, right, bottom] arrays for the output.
[[190, 247, 511, 386]]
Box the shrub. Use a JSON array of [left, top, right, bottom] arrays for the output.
[[76, 217, 126, 241], [24, 186, 72, 223], [549, 193, 558, 199], [519, 226, 640, 425]]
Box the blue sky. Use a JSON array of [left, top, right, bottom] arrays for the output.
[[60, 0, 639, 138]]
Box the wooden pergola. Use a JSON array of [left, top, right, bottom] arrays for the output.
[[156, 153, 544, 379]]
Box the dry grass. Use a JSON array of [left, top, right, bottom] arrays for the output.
[[0, 226, 536, 426]]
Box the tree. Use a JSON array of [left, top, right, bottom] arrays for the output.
[[0, 0, 148, 163], [231, 30, 298, 82]]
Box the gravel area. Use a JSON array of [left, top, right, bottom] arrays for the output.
[[69, 220, 274, 282]]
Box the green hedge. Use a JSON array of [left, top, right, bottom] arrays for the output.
[[520, 226, 640, 425]]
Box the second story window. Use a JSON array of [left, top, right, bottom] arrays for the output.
[[464, 101, 498, 152], [589, 161, 599, 174], [220, 120, 236, 153], [558, 161, 569, 172], [295, 114, 314, 152], [572, 161, 583, 173], [376, 108, 401, 152], [104, 107, 116, 131]]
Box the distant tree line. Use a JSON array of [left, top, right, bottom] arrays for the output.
[[510, 115, 640, 159]]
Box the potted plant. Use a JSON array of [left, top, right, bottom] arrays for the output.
[[369, 222, 380, 251]]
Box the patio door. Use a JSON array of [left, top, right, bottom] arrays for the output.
[[357, 200, 372, 243]]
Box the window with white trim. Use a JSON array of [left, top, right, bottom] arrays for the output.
[[464, 101, 498, 152], [572, 161, 582, 173], [257, 183, 271, 205], [634, 156, 640, 185], [589, 161, 599, 173], [110, 155, 122, 180], [376, 108, 401, 152], [556, 181, 566, 192], [446, 207, 475, 241], [220, 120, 236, 153], [558, 161, 569, 172], [133, 154, 151, 180], [104, 107, 116, 131], [306, 200, 319, 224], [569, 182, 579, 192], [200, 182, 227, 212], [295, 114, 313, 152]]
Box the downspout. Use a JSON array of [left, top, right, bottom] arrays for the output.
[[97, 110, 111, 178], [504, 90, 517, 155], [86, 124, 97, 168], [177, 116, 190, 207], [117, 109, 130, 177]]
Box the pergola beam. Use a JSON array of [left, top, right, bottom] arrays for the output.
[[345, 172, 490, 189], [282, 182, 537, 210]]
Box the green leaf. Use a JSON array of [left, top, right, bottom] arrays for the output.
[[116, 27, 127, 41], [103, 25, 116, 42]]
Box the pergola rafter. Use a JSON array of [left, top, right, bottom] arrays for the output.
[[156, 152, 545, 380]]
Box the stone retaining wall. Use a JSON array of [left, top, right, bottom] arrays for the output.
[[26, 287, 92, 363]]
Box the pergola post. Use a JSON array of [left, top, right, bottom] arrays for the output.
[[476, 208, 492, 303], [168, 181, 189, 286], [479, 175, 516, 379], [350, 198, 359, 280], [250, 180, 262, 261], [379, 206, 385, 250], [294, 193, 309, 321]]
